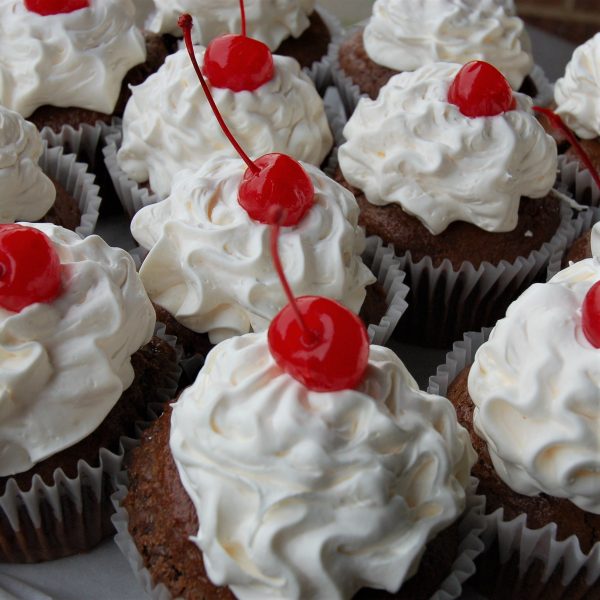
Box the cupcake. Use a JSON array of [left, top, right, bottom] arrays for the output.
[[0, 0, 169, 132], [130, 157, 381, 358], [118, 326, 480, 599], [438, 249, 600, 595], [115, 45, 333, 201], [334, 0, 538, 108], [0, 223, 179, 562], [335, 60, 566, 346], [134, 0, 332, 69], [1, 105, 101, 235], [554, 33, 600, 174]]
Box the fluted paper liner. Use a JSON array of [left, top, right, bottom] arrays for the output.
[[0, 324, 180, 563], [328, 23, 554, 118], [40, 122, 103, 171], [39, 142, 101, 237], [111, 450, 485, 600], [428, 329, 600, 594], [556, 154, 600, 209]]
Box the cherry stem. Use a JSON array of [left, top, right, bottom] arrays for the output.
[[239, 0, 246, 37], [270, 210, 317, 344], [534, 106, 600, 191], [177, 14, 260, 175]]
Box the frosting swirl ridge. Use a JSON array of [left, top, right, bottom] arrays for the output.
[[555, 33, 600, 140]]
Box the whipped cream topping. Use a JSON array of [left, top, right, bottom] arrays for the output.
[[0, 224, 155, 477], [469, 256, 600, 513], [140, 0, 315, 49], [0, 0, 146, 117], [118, 47, 332, 198], [338, 62, 557, 235], [0, 107, 55, 222], [130, 158, 375, 344], [363, 0, 533, 90], [555, 33, 600, 140], [171, 333, 475, 599]]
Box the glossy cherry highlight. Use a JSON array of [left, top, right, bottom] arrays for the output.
[[448, 61, 516, 118], [178, 13, 314, 227], [0, 224, 62, 313], [582, 281, 600, 348], [203, 34, 274, 92], [239, 154, 314, 225], [533, 105, 600, 193], [267, 218, 369, 392], [24, 0, 89, 15]]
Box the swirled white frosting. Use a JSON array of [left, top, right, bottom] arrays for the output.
[[468, 256, 600, 513], [130, 158, 375, 344], [170, 333, 475, 599], [118, 47, 332, 198], [555, 33, 600, 140], [139, 0, 315, 49], [363, 0, 533, 90], [0, 224, 155, 477], [591, 222, 600, 257], [0, 107, 55, 222], [338, 63, 557, 235], [0, 0, 146, 118]]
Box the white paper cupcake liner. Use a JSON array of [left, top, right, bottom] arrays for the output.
[[428, 329, 600, 595], [328, 23, 554, 119], [556, 153, 600, 208], [362, 235, 409, 345], [40, 122, 103, 171], [0, 323, 180, 564], [39, 142, 101, 237], [111, 449, 485, 600]]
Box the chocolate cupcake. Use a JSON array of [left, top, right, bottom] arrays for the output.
[[114, 45, 333, 203], [335, 61, 568, 347], [0, 0, 169, 133], [114, 330, 483, 599], [0, 106, 100, 235], [134, 0, 333, 70], [0, 223, 179, 562], [543, 33, 600, 207], [129, 157, 406, 363], [331, 0, 545, 115], [430, 251, 600, 596]]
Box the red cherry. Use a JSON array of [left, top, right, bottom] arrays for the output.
[[448, 61, 516, 118], [533, 106, 600, 193], [24, 0, 89, 16], [238, 154, 314, 226], [582, 281, 600, 348], [0, 224, 62, 313], [178, 13, 314, 227], [268, 296, 369, 392], [203, 34, 274, 92]]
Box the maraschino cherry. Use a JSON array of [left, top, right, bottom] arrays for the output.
[[533, 106, 600, 192], [24, 0, 89, 16], [0, 224, 62, 313], [582, 281, 600, 348], [178, 13, 314, 226], [448, 61, 516, 118], [267, 213, 369, 392], [195, 0, 274, 92]]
